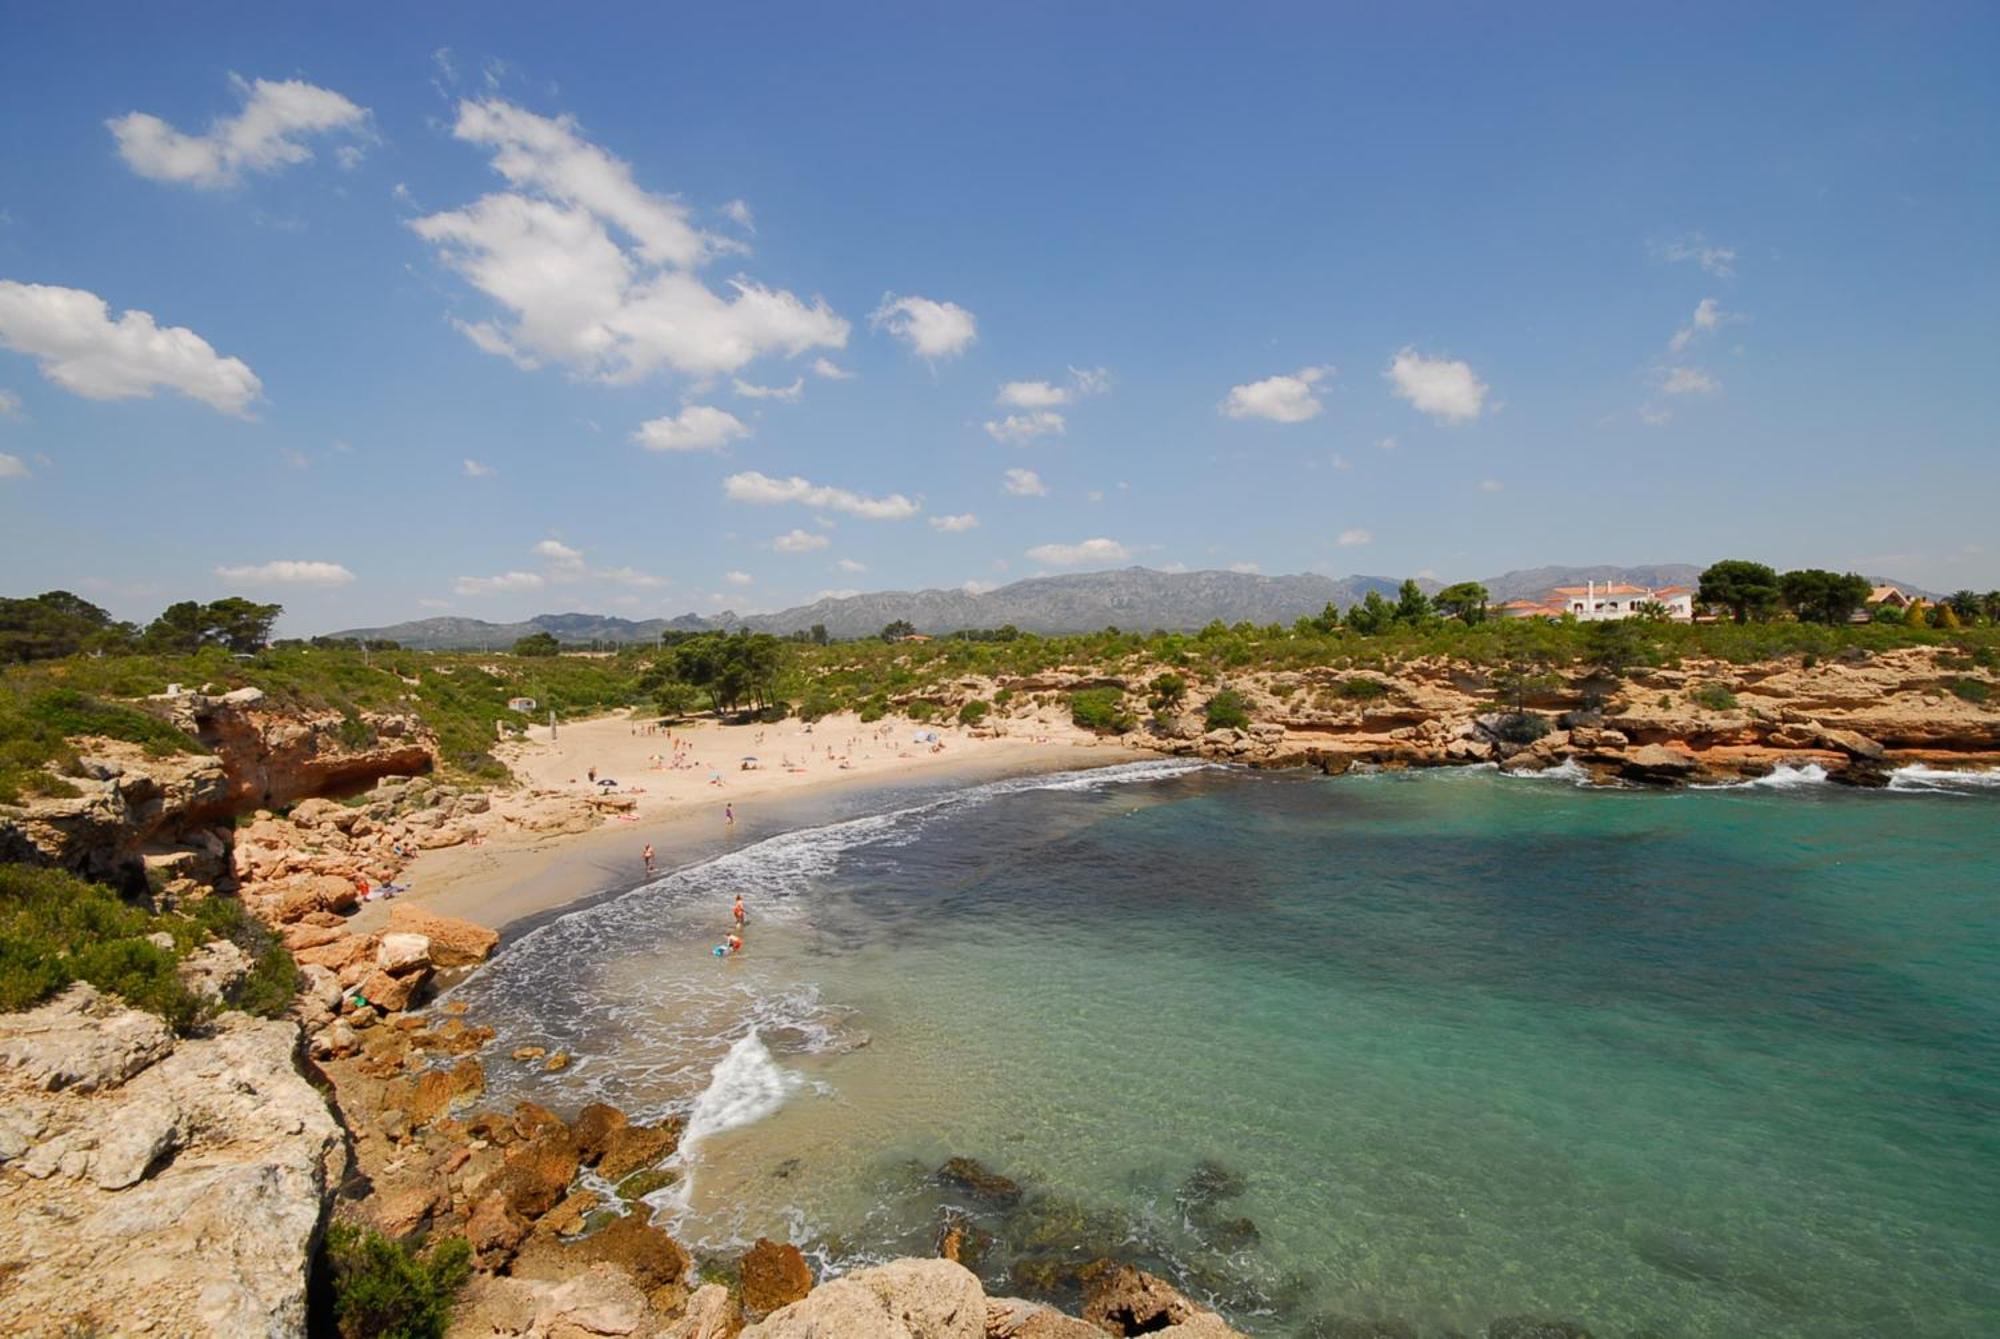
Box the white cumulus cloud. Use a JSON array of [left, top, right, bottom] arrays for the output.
[[772, 528, 829, 553], [732, 376, 803, 402], [985, 410, 1065, 444], [870, 293, 977, 359], [723, 470, 919, 520], [1026, 537, 1130, 566], [0, 389, 21, 418], [930, 513, 980, 532], [0, 281, 261, 416], [454, 571, 546, 595], [213, 559, 356, 587], [1385, 348, 1488, 424], [836, 558, 867, 572], [997, 379, 1069, 408], [411, 100, 848, 383], [463, 458, 493, 477], [1337, 528, 1372, 547], [0, 453, 31, 479], [1221, 366, 1330, 423], [1669, 297, 1740, 353], [725, 570, 753, 586], [1002, 468, 1048, 497], [633, 404, 750, 452], [534, 539, 584, 565], [811, 357, 853, 380], [108, 75, 371, 188]]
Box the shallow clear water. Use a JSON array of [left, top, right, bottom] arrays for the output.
[[444, 762, 2000, 1337]]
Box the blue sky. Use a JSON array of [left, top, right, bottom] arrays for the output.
[[1, 4, 1995, 634]]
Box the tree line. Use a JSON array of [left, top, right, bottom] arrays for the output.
[[0, 591, 285, 664]]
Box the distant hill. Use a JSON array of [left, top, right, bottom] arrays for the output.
[[327, 563, 1939, 647]]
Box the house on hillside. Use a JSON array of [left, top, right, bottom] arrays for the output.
[[1546, 581, 1695, 622], [1496, 598, 1564, 620], [1868, 585, 1912, 609]]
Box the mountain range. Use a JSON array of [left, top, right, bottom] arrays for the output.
[[326, 564, 1927, 648]]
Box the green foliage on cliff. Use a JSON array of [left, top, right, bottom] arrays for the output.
[[1203, 688, 1253, 731], [0, 864, 204, 1028], [324, 1223, 472, 1339], [1069, 686, 1134, 734], [0, 866, 299, 1030]]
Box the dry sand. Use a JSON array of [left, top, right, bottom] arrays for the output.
[[356, 708, 1137, 935]]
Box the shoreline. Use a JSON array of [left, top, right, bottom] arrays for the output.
[[355, 709, 1146, 937]]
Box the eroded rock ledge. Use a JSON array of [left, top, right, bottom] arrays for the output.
[[0, 984, 346, 1338]]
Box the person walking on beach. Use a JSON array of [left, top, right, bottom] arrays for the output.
[[642, 843, 655, 874], [724, 802, 735, 826], [732, 893, 746, 928], [588, 766, 597, 785]]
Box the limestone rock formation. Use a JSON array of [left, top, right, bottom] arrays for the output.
[[739, 1258, 987, 1339], [0, 985, 344, 1339]]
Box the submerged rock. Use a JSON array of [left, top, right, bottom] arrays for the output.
[[937, 1155, 1024, 1206]]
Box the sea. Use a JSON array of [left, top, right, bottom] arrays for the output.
[[440, 759, 2000, 1338]]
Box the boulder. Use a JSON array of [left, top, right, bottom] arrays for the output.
[[739, 1258, 986, 1339], [1616, 744, 1701, 784], [984, 1297, 1104, 1338], [384, 904, 500, 967], [665, 1283, 742, 1339], [574, 1102, 632, 1165], [1082, 1264, 1244, 1337], [177, 938, 251, 1003], [597, 1120, 681, 1181], [376, 932, 433, 976], [403, 1058, 486, 1126], [740, 1237, 814, 1315], [466, 1190, 531, 1266], [357, 966, 428, 1013], [498, 1125, 581, 1220], [570, 1212, 692, 1292], [455, 1263, 652, 1338]]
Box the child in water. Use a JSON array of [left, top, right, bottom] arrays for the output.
[[732, 893, 746, 927]]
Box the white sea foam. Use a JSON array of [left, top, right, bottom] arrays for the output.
[[1887, 763, 2000, 793], [1502, 757, 1593, 787], [683, 1029, 798, 1146]]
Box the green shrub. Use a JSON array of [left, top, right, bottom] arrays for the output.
[[993, 688, 1014, 708], [1203, 688, 1253, 731], [1950, 678, 1991, 705], [1493, 711, 1552, 745], [1069, 687, 1134, 734], [907, 701, 937, 723], [1690, 683, 1739, 711], [796, 689, 838, 723], [857, 695, 888, 723], [1337, 676, 1390, 701], [957, 699, 989, 727], [335, 710, 377, 751], [0, 866, 296, 1028], [325, 1223, 472, 1339]]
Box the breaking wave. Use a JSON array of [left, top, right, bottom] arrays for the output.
[[1887, 763, 2000, 794]]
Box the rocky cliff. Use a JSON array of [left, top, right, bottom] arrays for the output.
[[0, 686, 437, 896], [0, 984, 346, 1338], [953, 645, 2000, 785]]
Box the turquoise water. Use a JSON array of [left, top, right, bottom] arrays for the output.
[[448, 762, 2000, 1337]]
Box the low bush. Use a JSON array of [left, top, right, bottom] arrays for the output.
[[1203, 689, 1252, 731], [857, 694, 888, 723], [0, 865, 296, 1028], [907, 700, 937, 723], [1070, 687, 1134, 734], [957, 699, 989, 727], [1689, 683, 1739, 711], [324, 1223, 472, 1339], [1493, 712, 1552, 745], [1950, 678, 1991, 705], [1337, 676, 1391, 701]]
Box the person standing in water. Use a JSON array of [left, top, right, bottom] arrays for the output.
[[732, 893, 746, 928], [642, 843, 655, 874]]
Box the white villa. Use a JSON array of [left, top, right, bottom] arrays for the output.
[[1499, 581, 1695, 622]]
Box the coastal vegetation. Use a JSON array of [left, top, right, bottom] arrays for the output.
[[0, 863, 295, 1030], [323, 1223, 472, 1339]]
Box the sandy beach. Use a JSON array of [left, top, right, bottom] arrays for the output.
[[354, 708, 1137, 935]]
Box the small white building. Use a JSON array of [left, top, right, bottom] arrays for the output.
[[1547, 581, 1694, 622]]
